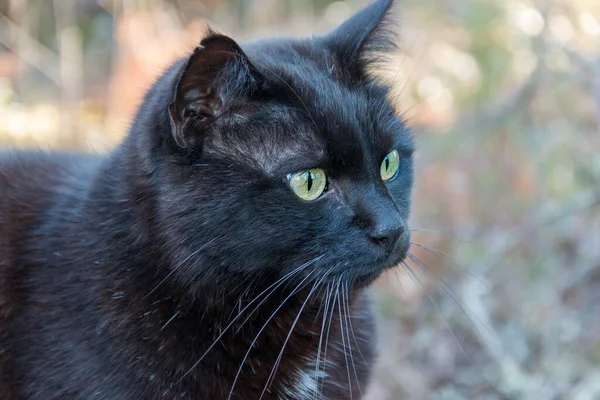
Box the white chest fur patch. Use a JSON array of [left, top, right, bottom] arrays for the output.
[[280, 358, 333, 400]]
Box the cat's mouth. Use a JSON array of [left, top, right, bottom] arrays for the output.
[[339, 236, 411, 289]]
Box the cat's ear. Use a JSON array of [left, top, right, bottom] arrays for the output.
[[324, 0, 396, 80], [169, 33, 260, 149]]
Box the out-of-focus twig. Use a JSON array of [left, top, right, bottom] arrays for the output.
[[0, 12, 61, 84], [562, 45, 600, 135], [443, 65, 542, 138], [484, 189, 600, 272], [53, 0, 84, 147]]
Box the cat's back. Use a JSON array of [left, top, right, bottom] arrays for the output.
[[0, 151, 102, 398], [0, 149, 101, 269], [0, 151, 100, 246], [0, 150, 102, 298]]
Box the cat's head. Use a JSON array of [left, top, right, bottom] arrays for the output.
[[137, 0, 413, 297]]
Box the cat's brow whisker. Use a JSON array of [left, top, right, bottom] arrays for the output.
[[400, 81, 460, 121], [393, 48, 427, 106], [227, 268, 318, 400], [388, 34, 420, 95]]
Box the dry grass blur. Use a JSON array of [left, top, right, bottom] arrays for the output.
[[1, 0, 599, 398]]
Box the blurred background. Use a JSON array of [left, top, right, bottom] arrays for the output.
[[1, 0, 599, 398]]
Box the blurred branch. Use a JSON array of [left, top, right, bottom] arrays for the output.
[[453, 68, 542, 134], [485, 189, 600, 272], [0, 12, 61, 84], [53, 0, 84, 146], [562, 46, 600, 134]]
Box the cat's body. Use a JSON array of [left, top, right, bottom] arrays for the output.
[[0, 151, 373, 399], [0, 1, 413, 398]]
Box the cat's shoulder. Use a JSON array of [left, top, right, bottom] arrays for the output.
[[0, 150, 102, 190]]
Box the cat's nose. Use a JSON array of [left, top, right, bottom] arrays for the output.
[[368, 217, 404, 251], [352, 187, 406, 253]]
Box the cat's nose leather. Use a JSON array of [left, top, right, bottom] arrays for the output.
[[368, 217, 404, 251], [369, 223, 404, 251]]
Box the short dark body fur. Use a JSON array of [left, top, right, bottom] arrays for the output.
[[0, 1, 413, 398]]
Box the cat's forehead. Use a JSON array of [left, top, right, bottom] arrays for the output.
[[207, 105, 326, 174], [262, 55, 404, 161], [208, 40, 410, 175], [248, 40, 404, 143]]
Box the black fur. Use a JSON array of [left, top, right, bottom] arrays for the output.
[[0, 1, 413, 398]]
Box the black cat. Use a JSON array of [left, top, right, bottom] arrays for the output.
[[0, 0, 414, 398]]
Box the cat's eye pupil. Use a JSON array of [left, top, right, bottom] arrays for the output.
[[385, 157, 390, 171], [307, 171, 313, 191]]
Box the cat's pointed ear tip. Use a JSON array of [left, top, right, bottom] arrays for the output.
[[196, 29, 239, 49]]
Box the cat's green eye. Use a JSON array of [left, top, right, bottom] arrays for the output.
[[380, 150, 400, 181], [288, 168, 327, 201]]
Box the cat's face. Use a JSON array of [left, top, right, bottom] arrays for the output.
[[150, 0, 412, 294]]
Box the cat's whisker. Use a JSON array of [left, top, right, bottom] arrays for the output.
[[410, 241, 488, 286], [336, 279, 354, 400], [313, 266, 337, 322], [399, 81, 460, 121], [226, 268, 318, 400], [406, 252, 491, 350], [259, 273, 326, 399], [178, 255, 323, 385], [342, 281, 362, 397], [232, 257, 324, 335], [145, 236, 220, 298], [392, 268, 407, 296], [319, 278, 339, 395], [410, 227, 450, 233], [314, 282, 332, 400], [389, 34, 419, 95], [224, 276, 258, 324], [159, 310, 180, 332], [393, 48, 428, 106], [400, 260, 475, 367], [344, 281, 366, 363], [410, 226, 464, 235]]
